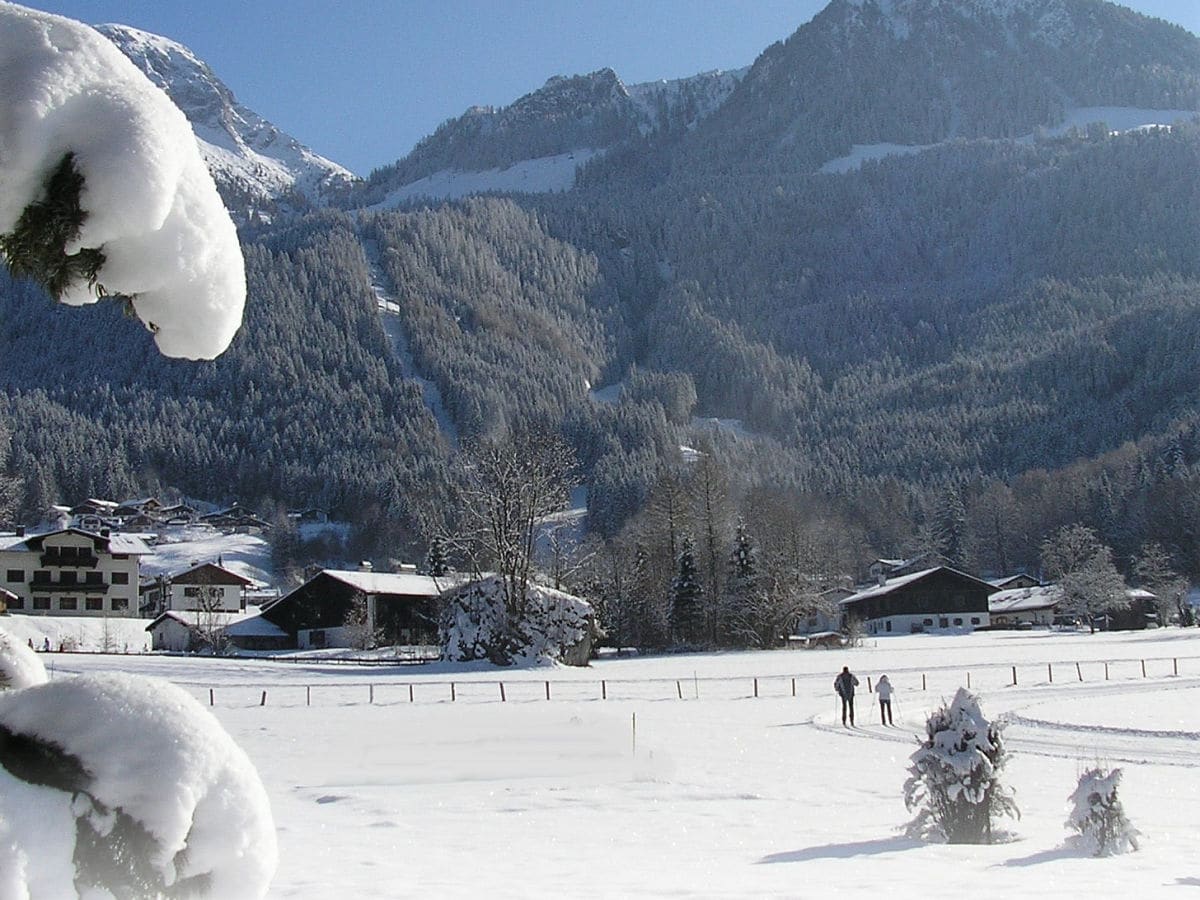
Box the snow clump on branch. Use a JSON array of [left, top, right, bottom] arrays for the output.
[[0, 2, 245, 359]]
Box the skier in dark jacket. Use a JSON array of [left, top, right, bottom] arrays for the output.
[[834, 666, 859, 727]]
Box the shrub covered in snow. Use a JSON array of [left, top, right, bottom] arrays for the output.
[[903, 687, 1019, 843], [0, 3, 245, 359], [1066, 767, 1140, 856], [0, 626, 47, 691], [0, 671, 277, 898], [441, 575, 595, 666]]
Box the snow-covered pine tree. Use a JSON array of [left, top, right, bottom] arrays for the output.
[[903, 687, 1019, 843], [671, 534, 703, 646], [1066, 767, 1139, 856], [425, 535, 450, 578]]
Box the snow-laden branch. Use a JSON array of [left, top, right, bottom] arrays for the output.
[[0, 2, 245, 359]]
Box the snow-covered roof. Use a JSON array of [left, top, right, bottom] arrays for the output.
[[223, 615, 288, 638], [839, 568, 940, 605], [146, 609, 280, 635], [0, 528, 151, 555], [988, 574, 1040, 589], [1127, 588, 1158, 601], [989, 585, 1063, 614], [321, 569, 446, 597]]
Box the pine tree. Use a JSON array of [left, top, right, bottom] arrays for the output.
[[425, 535, 450, 578], [0, 153, 106, 300], [903, 688, 1019, 843], [1066, 767, 1139, 856], [671, 535, 703, 646]]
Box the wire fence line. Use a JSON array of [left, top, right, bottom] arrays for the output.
[[181, 654, 1200, 709]]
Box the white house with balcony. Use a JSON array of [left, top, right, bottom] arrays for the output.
[[164, 562, 254, 613], [0, 528, 150, 616]]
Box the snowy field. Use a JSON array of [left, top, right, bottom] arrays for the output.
[[37, 628, 1200, 898]]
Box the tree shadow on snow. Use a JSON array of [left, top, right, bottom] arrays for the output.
[[1173, 877, 1200, 888], [998, 846, 1083, 867], [759, 837, 924, 865]]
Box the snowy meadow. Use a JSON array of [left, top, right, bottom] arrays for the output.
[[36, 628, 1200, 898]]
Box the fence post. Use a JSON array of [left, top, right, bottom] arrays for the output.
[[676, 680, 683, 700], [409, 684, 414, 703], [260, 690, 267, 707], [1174, 658, 1179, 677], [791, 677, 796, 697], [499, 682, 506, 702], [754, 677, 759, 698], [451, 682, 456, 702], [867, 676, 872, 693], [922, 673, 926, 691], [1011, 665, 1017, 686], [369, 684, 374, 705], [306, 686, 311, 707], [1104, 662, 1109, 681], [209, 688, 214, 707], [545, 681, 551, 701], [1141, 660, 1147, 678], [602, 680, 607, 700], [966, 672, 971, 689], [1048, 663, 1053, 684], [1076, 662, 1082, 682], [632, 712, 637, 757]]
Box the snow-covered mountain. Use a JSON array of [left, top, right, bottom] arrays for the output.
[[96, 24, 356, 219], [690, 0, 1199, 172], [361, 66, 745, 205]]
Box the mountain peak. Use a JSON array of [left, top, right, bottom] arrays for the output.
[[95, 23, 355, 219]]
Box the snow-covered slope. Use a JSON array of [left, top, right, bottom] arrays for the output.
[[96, 24, 356, 217]]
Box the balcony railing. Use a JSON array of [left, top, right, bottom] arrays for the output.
[[39, 553, 100, 568], [28, 580, 110, 594]]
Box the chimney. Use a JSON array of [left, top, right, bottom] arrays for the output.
[[358, 561, 373, 573]]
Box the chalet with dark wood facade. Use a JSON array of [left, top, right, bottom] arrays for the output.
[[260, 568, 446, 649], [840, 566, 997, 635]]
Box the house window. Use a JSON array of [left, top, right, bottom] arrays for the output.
[[922, 618, 933, 626], [953, 617, 963, 626], [86, 597, 103, 611], [85, 571, 102, 585], [939, 617, 949, 628], [885, 621, 892, 632], [59, 571, 77, 585], [33, 596, 50, 610], [111, 572, 129, 585], [111, 598, 129, 612], [184, 586, 201, 597], [58, 597, 78, 611], [112, 553, 128, 560], [59, 546, 77, 561], [7, 597, 23, 609], [970, 617, 980, 625], [6, 569, 22, 583], [34, 570, 49, 582]]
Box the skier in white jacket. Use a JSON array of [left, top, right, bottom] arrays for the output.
[[876, 674, 895, 726]]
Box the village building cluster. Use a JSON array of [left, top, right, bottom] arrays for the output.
[[0, 500, 1172, 656]]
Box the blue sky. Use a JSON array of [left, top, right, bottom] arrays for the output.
[[28, 0, 1200, 176]]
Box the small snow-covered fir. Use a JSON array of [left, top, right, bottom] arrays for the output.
[[1066, 767, 1140, 856], [903, 687, 1019, 843]]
